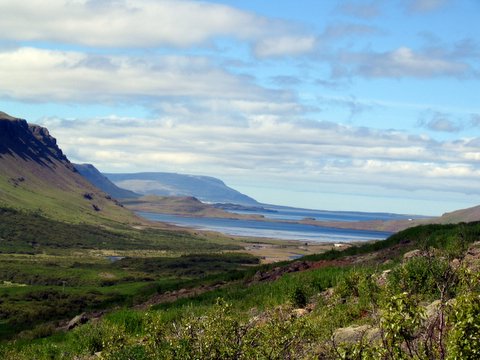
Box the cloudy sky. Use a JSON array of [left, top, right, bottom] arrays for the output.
[[1, 0, 479, 215]]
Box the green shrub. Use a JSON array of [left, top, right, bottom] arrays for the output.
[[447, 293, 480, 359], [380, 292, 425, 359], [388, 255, 456, 300], [290, 287, 308, 308], [335, 269, 363, 299], [71, 322, 110, 355], [105, 309, 145, 335]]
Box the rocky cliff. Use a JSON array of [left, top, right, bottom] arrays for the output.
[[0, 111, 137, 225]]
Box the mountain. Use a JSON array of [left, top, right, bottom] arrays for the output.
[[74, 163, 139, 199], [436, 204, 480, 224], [0, 111, 137, 225], [105, 172, 259, 205]]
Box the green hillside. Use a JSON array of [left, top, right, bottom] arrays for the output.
[[2, 111, 480, 358], [0, 113, 139, 226], [1, 220, 480, 358]]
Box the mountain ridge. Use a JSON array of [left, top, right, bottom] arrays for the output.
[[74, 163, 140, 200], [106, 171, 259, 205], [0, 111, 138, 225]]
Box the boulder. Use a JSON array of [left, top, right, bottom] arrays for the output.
[[464, 241, 480, 271], [403, 249, 424, 261], [376, 269, 391, 287], [67, 312, 89, 330], [333, 324, 380, 344], [292, 308, 309, 318], [425, 299, 442, 320]]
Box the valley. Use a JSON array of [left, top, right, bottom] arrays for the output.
[[1, 111, 480, 358]]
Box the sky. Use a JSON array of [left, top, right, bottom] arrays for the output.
[[0, 0, 479, 216]]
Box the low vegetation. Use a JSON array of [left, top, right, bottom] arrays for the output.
[[1, 210, 480, 358], [0, 207, 241, 254], [0, 207, 251, 339]]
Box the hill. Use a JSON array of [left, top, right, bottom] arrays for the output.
[[122, 195, 266, 220], [0, 111, 137, 225], [2, 219, 480, 358], [105, 172, 259, 205], [436, 204, 480, 224], [298, 203, 480, 233], [74, 163, 139, 200]]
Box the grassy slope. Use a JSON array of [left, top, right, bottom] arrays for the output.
[[0, 155, 139, 227], [0, 207, 254, 339], [1, 220, 479, 358], [0, 207, 242, 254], [2, 220, 480, 355]]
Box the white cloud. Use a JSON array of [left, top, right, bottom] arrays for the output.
[[40, 115, 480, 197], [0, 0, 263, 47], [362, 46, 469, 77], [407, 0, 450, 13], [418, 111, 463, 132], [470, 114, 480, 127], [0, 47, 283, 102], [337, 46, 472, 78], [254, 36, 317, 58], [0, 0, 317, 58]]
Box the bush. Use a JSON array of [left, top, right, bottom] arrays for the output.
[[105, 309, 145, 335], [290, 287, 308, 308], [379, 292, 425, 359], [447, 293, 480, 359], [388, 255, 456, 300]]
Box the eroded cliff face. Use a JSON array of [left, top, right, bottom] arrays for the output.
[[0, 112, 69, 167], [0, 111, 137, 225]]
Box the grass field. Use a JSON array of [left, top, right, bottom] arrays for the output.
[[0, 206, 261, 340], [2, 202, 480, 358]]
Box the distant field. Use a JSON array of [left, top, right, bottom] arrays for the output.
[[0, 206, 260, 339]]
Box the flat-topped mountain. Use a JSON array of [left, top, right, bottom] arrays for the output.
[[0, 111, 137, 224], [105, 172, 259, 205], [74, 163, 139, 200]]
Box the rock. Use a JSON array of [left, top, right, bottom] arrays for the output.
[[333, 325, 380, 344], [403, 249, 424, 261], [67, 313, 89, 330], [464, 241, 480, 271], [425, 299, 442, 320], [305, 302, 316, 312], [249, 261, 313, 284], [450, 258, 461, 269], [376, 269, 392, 287], [320, 288, 334, 301], [292, 308, 309, 318]]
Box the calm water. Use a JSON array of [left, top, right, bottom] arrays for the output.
[[137, 210, 394, 243], [224, 205, 414, 222]]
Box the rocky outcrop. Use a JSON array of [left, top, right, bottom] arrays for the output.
[[333, 325, 380, 344], [403, 249, 425, 261], [0, 112, 69, 167], [249, 261, 313, 284], [67, 313, 89, 330], [464, 241, 480, 271], [0, 111, 137, 223]]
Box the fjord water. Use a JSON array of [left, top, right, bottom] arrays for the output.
[[137, 206, 403, 242], [224, 205, 412, 222]]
